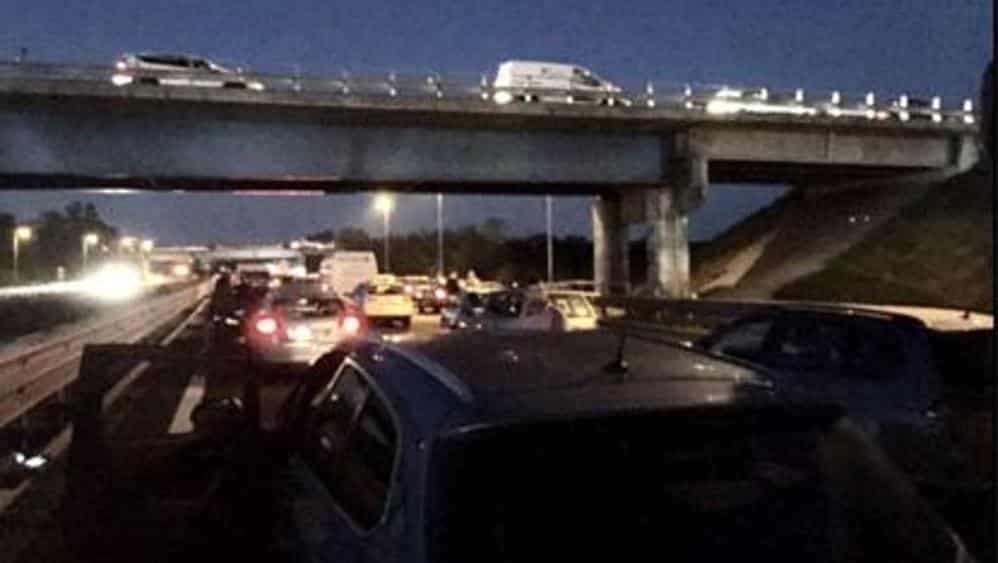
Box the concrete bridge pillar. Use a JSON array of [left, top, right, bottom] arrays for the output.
[[592, 193, 630, 295], [644, 154, 708, 298], [645, 187, 691, 298]]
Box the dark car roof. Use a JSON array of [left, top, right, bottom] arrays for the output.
[[353, 331, 776, 434]]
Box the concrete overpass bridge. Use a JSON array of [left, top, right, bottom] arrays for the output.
[[0, 67, 980, 296]]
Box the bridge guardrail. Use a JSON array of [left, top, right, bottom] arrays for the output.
[[593, 296, 782, 335], [0, 280, 211, 431], [0, 60, 978, 126]]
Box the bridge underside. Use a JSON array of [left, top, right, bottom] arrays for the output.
[[0, 86, 977, 297]]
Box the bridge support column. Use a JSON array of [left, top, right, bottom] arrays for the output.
[[644, 155, 707, 298], [592, 193, 630, 295], [645, 188, 691, 298]]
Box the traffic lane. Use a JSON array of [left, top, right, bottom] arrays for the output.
[[198, 313, 446, 430]]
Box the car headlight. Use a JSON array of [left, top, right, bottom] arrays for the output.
[[493, 91, 514, 104], [247, 81, 265, 92], [111, 74, 133, 86]]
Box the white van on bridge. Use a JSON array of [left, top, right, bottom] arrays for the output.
[[492, 60, 629, 106]]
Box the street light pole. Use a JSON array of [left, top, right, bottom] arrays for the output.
[[436, 193, 444, 275], [546, 195, 554, 283], [82, 233, 99, 272], [373, 194, 394, 273], [383, 208, 391, 272], [12, 226, 31, 283]]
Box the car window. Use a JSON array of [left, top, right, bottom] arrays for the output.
[[304, 364, 399, 531], [549, 295, 593, 318], [768, 318, 833, 370], [370, 285, 405, 296], [709, 319, 774, 361]]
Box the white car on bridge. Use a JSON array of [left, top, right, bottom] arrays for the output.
[[491, 60, 630, 106], [111, 52, 264, 91]]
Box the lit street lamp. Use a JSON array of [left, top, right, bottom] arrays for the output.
[[140, 239, 154, 253], [373, 194, 393, 272], [82, 232, 99, 270], [12, 226, 32, 283]]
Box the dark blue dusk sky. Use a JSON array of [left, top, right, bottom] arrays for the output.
[[1, 0, 992, 244]]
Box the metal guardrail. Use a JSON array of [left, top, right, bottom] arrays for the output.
[[594, 295, 775, 327], [0, 281, 211, 431], [0, 60, 978, 126]]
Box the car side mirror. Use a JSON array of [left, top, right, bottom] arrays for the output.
[[191, 397, 246, 434]]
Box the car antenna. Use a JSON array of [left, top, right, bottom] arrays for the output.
[[603, 326, 629, 377]]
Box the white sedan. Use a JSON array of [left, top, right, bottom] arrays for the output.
[[111, 52, 264, 91]]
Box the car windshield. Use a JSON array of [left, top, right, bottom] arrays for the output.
[[271, 281, 342, 318], [369, 284, 405, 295]]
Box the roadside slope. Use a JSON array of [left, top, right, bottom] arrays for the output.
[[776, 165, 994, 312]]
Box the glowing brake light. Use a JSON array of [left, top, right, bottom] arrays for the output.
[[342, 315, 361, 334], [255, 316, 279, 335]]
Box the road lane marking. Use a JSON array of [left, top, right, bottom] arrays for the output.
[[168, 373, 206, 434]]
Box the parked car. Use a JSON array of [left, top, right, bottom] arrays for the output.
[[110, 52, 264, 90], [455, 288, 598, 333], [352, 281, 415, 328], [241, 279, 366, 368], [491, 60, 630, 106], [694, 303, 994, 484], [258, 331, 971, 563]]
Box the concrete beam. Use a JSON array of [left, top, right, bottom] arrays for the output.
[[689, 126, 956, 169], [592, 194, 630, 295], [0, 108, 663, 185]]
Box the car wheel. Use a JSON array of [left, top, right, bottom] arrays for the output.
[[224, 82, 247, 89]]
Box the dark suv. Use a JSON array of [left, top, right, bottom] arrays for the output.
[[268, 331, 970, 562]]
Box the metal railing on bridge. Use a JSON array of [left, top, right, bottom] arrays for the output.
[[0, 59, 978, 126]]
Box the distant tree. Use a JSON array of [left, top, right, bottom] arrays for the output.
[[335, 227, 373, 250]]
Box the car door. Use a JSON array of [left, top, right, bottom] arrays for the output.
[[292, 361, 402, 563], [760, 316, 915, 428]]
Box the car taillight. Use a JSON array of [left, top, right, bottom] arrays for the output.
[[246, 311, 285, 344], [341, 315, 361, 334]]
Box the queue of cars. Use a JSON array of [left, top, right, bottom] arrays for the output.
[[106, 53, 967, 123]]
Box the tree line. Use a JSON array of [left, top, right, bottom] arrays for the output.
[[306, 218, 597, 283], [1, 202, 118, 284]]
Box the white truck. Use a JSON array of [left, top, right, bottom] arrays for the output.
[[318, 251, 379, 296], [491, 60, 629, 106]]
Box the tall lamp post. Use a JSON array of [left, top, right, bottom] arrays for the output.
[[12, 226, 32, 283], [436, 193, 444, 276], [373, 194, 394, 272], [545, 195, 554, 283], [82, 232, 99, 271]]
